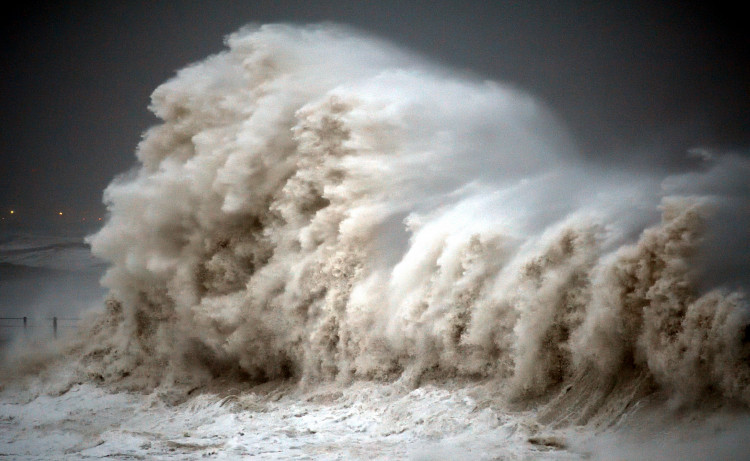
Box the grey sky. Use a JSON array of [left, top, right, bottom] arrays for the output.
[[1, 0, 747, 228]]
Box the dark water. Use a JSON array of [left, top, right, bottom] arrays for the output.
[[0, 229, 106, 344]]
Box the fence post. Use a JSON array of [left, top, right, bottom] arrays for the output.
[[23, 316, 27, 330], [53, 316, 58, 339]]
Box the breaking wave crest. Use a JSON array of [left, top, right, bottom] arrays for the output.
[[73, 24, 749, 413]]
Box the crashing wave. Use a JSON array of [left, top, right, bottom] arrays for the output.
[[70, 24, 748, 416]]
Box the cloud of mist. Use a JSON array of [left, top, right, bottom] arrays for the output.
[[66, 24, 749, 414], [574, 410, 750, 461]]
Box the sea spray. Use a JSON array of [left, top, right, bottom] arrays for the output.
[[76, 24, 749, 413]]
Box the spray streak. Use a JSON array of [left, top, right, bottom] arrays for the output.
[[78, 24, 748, 410]]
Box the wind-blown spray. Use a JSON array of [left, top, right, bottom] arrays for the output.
[[79, 24, 749, 412]]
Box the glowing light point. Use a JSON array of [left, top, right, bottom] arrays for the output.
[[9, 210, 14, 214], [58, 212, 63, 216]]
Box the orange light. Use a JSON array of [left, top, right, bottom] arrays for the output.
[[58, 212, 63, 216]]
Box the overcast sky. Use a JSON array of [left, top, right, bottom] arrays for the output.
[[1, 0, 747, 229]]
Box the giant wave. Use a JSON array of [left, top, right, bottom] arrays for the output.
[[64, 24, 749, 421]]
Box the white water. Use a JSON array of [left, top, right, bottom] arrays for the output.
[[1, 377, 582, 460]]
